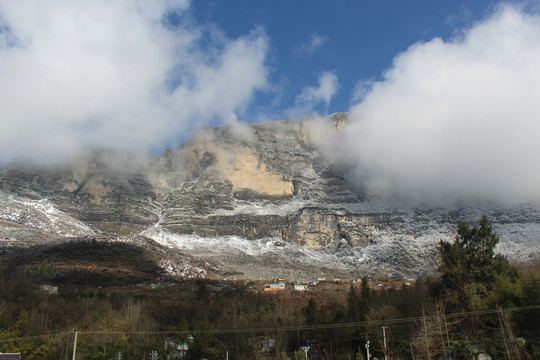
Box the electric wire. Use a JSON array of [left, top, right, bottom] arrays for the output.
[[1, 304, 538, 342]]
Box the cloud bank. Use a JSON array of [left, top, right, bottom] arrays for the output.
[[0, 1, 268, 163], [317, 5, 540, 205]]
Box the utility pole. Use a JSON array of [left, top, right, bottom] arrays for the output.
[[72, 330, 78, 360], [365, 335, 371, 360], [381, 326, 388, 360], [301, 346, 310, 360], [215, 337, 229, 360]]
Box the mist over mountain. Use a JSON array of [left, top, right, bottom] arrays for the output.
[[0, 1, 268, 163], [318, 5, 540, 206], [3, 4, 539, 207], [1, 114, 539, 281]]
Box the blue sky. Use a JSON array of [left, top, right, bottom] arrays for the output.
[[189, 1, 511, 118]]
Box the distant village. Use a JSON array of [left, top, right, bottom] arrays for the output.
[[260, 277, 417, 293]]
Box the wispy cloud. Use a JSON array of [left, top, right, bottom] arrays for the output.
[[0, 1, 269, 163], [287, 71, 338, 118], [296, 32, 329, 56], [351, 78, 375, 104], [444, 5, 475, 26], [314, 4, 540, 205]]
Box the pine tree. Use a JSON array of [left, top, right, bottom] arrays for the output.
[[347, 282, 360, 322], [303, 297, 318, 324], [436, 215, 510, 311]]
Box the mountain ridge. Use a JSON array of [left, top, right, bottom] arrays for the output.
[[1, 113, 539, 281]]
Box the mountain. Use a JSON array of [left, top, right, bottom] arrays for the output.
[[1, 113, 540, 282]]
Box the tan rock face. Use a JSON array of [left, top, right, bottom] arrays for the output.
[[155, 116, 361, 246], [188, 141, 294, 198], [221, 146, 294, 197], [292, 209, 384, 249], [295, 209, 337, 249], [62, 162, 111, 204]]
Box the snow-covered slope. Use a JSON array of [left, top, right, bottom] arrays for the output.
[[142, 205, 540, 281], [0, 192, 95, 238]]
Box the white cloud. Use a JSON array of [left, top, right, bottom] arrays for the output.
[[351, 78, 375, 104], [287, 71, 338, 118], [297, 32, 329, 56], [298, 72, 338, 106], [317, 5, 540, 205], [0, 0, 268, 163]]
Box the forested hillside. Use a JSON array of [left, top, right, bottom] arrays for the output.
[[1, 217, 539, 359]]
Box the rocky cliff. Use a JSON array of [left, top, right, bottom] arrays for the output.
[[1, 113, 540, 281]]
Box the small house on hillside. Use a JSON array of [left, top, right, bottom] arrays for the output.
[[264, 283, 285, 292], [39, 284, 58, 294], [250, 336, 275, 353], [293, 283, 307, 291], [164, 336, 192, 359], [0, 354, 21, 359]]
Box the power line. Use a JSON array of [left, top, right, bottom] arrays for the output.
[[1, 304, 539, 343], [0, 332, 67, 343]]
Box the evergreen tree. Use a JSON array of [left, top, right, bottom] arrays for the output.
[[436, 215, 511, 310], [347, 282, 360, 322], [347, 277, 371, 322], [303, 297, 318, 324], [359, 277, 371, 316]]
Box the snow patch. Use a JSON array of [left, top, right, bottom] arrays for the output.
[[0, 192, 95, 237], [143, 216, 540, 280], [212, 198, 310, 216], [158, 259, 207, 278]]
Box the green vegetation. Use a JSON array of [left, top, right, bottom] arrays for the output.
[[428, 216, 540, 359], [1, 217, 539, 359], [435, 215, 515, 311]]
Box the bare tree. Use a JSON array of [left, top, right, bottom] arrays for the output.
[[411, 301, 457, 359], [497, 306, 524, 360]]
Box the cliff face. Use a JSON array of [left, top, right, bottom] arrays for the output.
[[0, 115, 361, 246], [1, 113, 540, 280], [153, 115, 383, 249], [0, 157, 160, 234]]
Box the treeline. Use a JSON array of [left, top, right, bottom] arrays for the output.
[[1, 216, 539, 359]]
